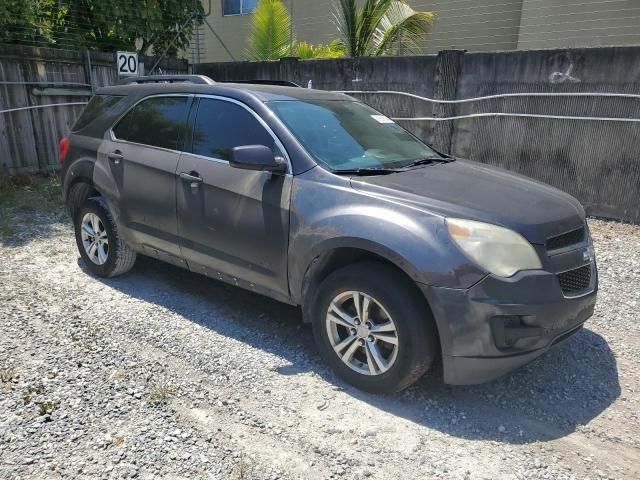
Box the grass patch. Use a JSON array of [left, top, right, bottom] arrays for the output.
[[0, 220, 16, 239], [0, 174, 64, 243], [0, 366, 16, 386], [232, 452, 255, 480], [148, 377, 175, 405], [38, 399, 59, 416], [22, 384, 45, 405]]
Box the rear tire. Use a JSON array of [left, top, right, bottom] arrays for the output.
[[311, 261, 438, 393], [74, 197, 136, 277]]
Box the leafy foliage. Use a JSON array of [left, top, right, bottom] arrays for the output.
[[245, 0, 293, 60], [0, 0, 66, 46], [333, 0, 435, 57], [296, 39, 346, 59], [0, 0, 202, 54], [245, 0, 346, 61]]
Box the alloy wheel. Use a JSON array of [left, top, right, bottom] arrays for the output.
[[325, 291, 399, 376], [80, 213, 109, 265]]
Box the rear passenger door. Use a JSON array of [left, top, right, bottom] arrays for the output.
[[176, 96, 292, 300], [105, 95, 191, 263]]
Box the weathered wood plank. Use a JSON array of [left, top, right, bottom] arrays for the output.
[[0, 45, 188, 174]]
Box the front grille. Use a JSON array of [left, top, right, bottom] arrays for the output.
[[557, 264, 592, 294], [546, 227, 585, 251]]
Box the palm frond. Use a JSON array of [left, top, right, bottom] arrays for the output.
[[333, 0, 358, 57], [372, 1, 435, 56], [245, 0, 293, 61], [356, 0, 393, 56], [327, 38, 347, 56], [333, 0, 435, 57], [296, 41, 315, 59]]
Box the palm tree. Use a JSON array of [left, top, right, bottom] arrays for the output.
[[245, 0, 293, 61], [334, 0, 435, 57], [246, 0, 347, 61]]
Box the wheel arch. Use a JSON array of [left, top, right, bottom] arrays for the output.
[[63, 157, 101, 216], [296, 239, 443, 364], [297, 240, 437, 332]]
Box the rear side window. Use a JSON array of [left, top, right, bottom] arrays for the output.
[[191, 98, 275, 160], [72, 95, 124, 132], [113, 96, 190, 150]]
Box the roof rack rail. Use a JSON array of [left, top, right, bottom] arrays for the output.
[[227, 79, 301, 87], [117, 75, 215, 85]]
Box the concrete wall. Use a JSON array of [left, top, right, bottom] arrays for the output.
[[199, 0, 640, 63], [450, 47, 640, 222], [199, 46, 640, 223]]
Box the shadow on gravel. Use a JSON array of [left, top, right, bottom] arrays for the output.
[[90, 255, 620, 446], [352, 327, 620, 444]]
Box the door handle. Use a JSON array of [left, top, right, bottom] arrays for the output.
[[180, 171, 203, 193], [108, 151, 124, 164], [179, 172, 203, 184]]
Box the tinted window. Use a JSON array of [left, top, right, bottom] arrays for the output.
[[191, 98, 275, 160], [73, 95, 124, 132], [113, 96, 189, 150]]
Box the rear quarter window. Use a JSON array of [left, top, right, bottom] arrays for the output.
[[72, 95, 124, 132], [112, 96, 190, 151]]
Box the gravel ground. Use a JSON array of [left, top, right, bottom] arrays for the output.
[[1, 182, 639, 479]]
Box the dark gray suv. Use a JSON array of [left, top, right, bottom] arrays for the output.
[[60, 75, 597, 393]]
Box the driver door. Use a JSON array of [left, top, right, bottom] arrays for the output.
[[176, 97, 292, 300]]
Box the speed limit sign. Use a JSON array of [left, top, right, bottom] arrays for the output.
[[116, 51, 139, 77]]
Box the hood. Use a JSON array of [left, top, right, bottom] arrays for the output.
[[350, 160, 585, 244]]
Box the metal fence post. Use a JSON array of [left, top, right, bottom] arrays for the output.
[[85, 49, 95, 94], [432, 49, 465, 153]]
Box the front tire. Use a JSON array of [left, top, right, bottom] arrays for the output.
[[311, 262, 438, 393], [74, 197, 136, 277]]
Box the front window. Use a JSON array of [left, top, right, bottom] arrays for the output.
[[223, 0, 258, 15], [191, 98, 276, 160], [267, 100, 439, 171]]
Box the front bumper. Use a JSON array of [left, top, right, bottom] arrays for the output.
[[419, 264, 597, 385]]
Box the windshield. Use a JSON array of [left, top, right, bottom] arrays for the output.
[[267, 100, 439, 171]]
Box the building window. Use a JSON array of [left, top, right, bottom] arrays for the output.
[[223, 0, 258, 15]]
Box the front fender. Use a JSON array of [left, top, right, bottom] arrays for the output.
[[287, 168, 485, 304]]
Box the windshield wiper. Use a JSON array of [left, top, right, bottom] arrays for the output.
[[332, 167, 405, 176], [403, 156, 453, 168]]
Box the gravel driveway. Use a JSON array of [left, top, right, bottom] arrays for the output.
[[1, 183, 639, 479]]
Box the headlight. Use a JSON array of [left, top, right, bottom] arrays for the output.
[[447, 218, 542, 277]]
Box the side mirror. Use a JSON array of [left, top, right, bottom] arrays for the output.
[[229, 145, 287, 173]]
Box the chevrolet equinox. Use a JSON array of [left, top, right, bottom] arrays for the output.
[[60, 75, 598, 393]]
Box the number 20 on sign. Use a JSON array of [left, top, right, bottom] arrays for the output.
[[117, 52, 139, 77]]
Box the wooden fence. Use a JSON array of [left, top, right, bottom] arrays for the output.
[[0, 44, 187, 174]]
